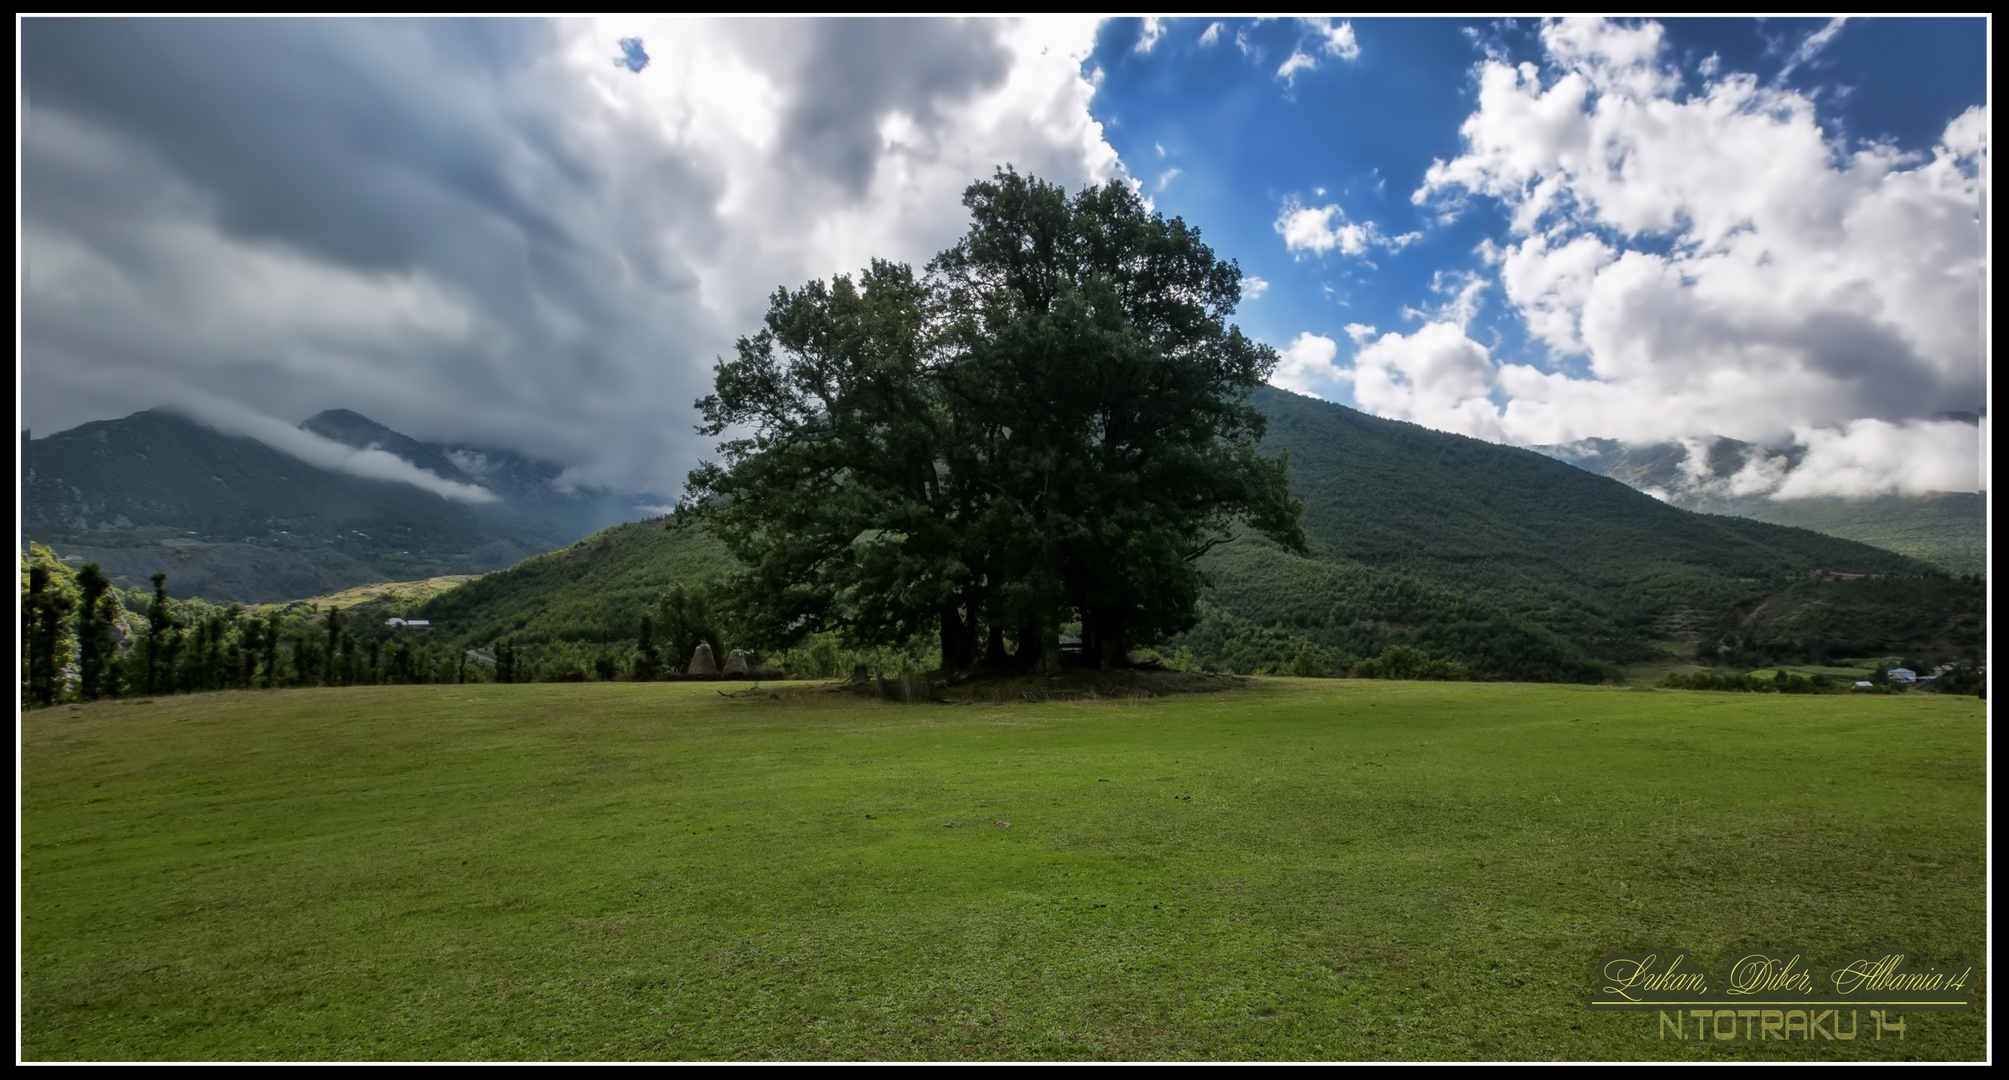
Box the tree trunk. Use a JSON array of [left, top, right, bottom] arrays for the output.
[[1032, 486, 1065, 675], [1090, 606, 1128, 670], [1035, 616, 1064, 676], [938, 602, 974, 672]]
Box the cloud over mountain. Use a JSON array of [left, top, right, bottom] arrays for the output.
[[1344, 18, 1986, 497], [22, 18, 1117, 497]]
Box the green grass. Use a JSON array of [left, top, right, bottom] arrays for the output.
[[22, 681, 1985, 1061]]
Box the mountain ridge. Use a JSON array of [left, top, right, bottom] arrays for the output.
[[22, 408, 655, 603], [1532, 434, 1985, 575]]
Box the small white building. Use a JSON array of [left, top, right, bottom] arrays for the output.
[[1886, 668, 1917, 684]]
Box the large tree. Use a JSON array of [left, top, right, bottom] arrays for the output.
[[930, 170, 1304, 670], [686, 168, 1302, 672]]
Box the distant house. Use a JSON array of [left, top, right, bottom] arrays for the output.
[[384, 618, 432, 629], [1886, 668, 1917, 684], [1854, 681, 1874, 688]]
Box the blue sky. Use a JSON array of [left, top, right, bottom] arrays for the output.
[[19, 18, 1987, 502], [1087, 17, 1510, 355], [1088, 17, 1988, 380]]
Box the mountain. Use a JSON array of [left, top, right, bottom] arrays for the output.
[[403, 389, 1978, 680], [1535, 436, 1986, 575], [22, 408, 655, 603], [1167, 389, 1965, 676], [297, 409, 647, 549]]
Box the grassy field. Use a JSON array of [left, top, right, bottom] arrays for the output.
[[284, 576, 481, 612], [21, 680, 1986, 1061]]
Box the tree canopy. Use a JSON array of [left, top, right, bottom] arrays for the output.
[[686, 168, 1303, 672]]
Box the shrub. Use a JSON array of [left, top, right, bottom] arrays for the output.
[[1658, 671, 1838, 693], [1353, 645, 1467, 681], [1286, 643, 1329, 678]]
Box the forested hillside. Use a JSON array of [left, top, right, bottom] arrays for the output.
[[1720, 494, 1985, 577], [1164, 539, 1617, 683], [1223, 389, 1927, 659], [411, 518, 734, 646], [1720, 573, 1986, 667]]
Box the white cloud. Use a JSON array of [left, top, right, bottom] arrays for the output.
[[1400, 17, 1985, 494], [1269, 332, 1344, 399], [1242, 275, 1268, 299], [1430, 270, 1488, 327], [444, 449, 493, 476], [166, 395, 499, 504], [1277, 50, 1319, 84], [1723, 452, 1791, 498], [1658, 436, 1794, 499], [1538, 18, 1674, 98], [1276, 18, 1359, 84], [1348, 323, 1505, 441], [1156, 166, 1182, 191], [1491, 233, 1611, 355], [1275, 197, 1417, 258], [1775, 18, 1847, 85], [1772, 418, 1984, 498], [600, 18, 1122, 340], [1310, 18, 1360, 61], [1134, 17, 1164, 55], [1650, 416, 1987, 501], [1198, 22, 1223, 47]]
